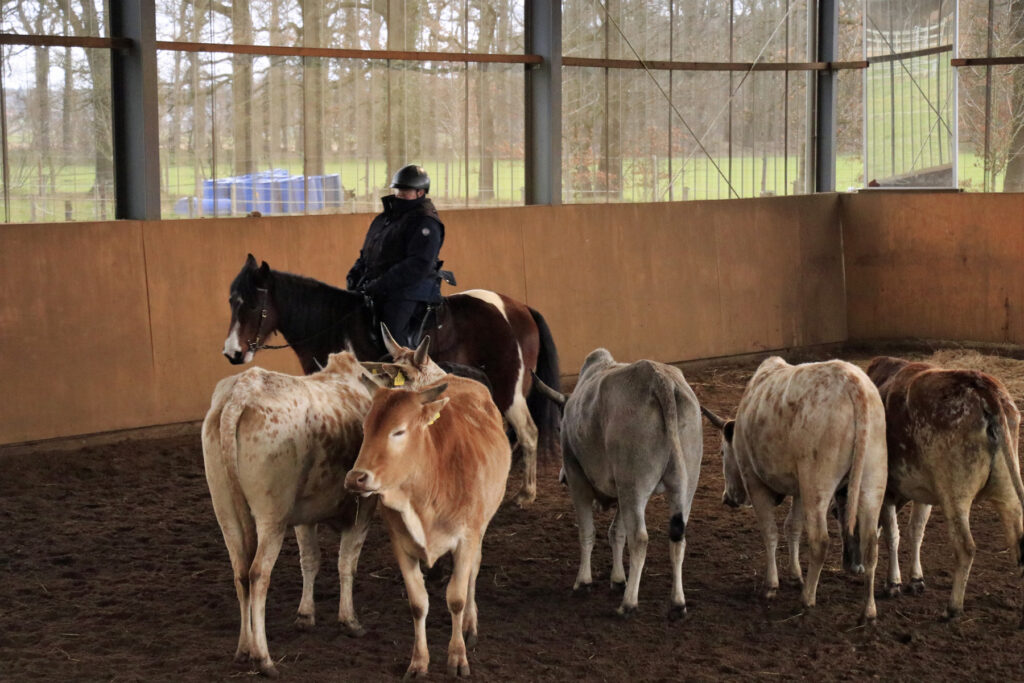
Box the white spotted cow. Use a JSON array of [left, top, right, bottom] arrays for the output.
[[554, 349, 703, 619], [202, 346, 431, 678], [702, 357, 888, 624]]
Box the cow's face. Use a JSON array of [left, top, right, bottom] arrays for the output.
[[719, 421, 750, 507], [223, 254, 277, 365], [345, 384, 449, 496]]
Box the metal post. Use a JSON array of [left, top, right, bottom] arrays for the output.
[[524, 0, 561, 205], [110, 0, 161, 219], [815, 0, 838, 192]]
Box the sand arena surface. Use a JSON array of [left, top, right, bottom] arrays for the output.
[[2, 349, 1023, 680]]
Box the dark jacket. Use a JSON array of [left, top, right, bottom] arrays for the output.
[[346, 195, 445, 303]]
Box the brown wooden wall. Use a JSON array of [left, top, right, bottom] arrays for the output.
[[1, 194, 844, 445], [842, 192, 1024, 345]]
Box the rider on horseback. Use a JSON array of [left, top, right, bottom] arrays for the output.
[[346, 164, 446, 348]]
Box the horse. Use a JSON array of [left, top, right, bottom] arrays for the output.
[[221, 254, 561, 506]]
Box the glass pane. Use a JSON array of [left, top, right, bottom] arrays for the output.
[[958, 65, 1024, 193], [2, 0, 109, 37], [837, 69, 865, 191], [670, 1, 731, 62], [2, 45, 114, 222], [863, 0, 955, 188], [466, 63, 525, 206]]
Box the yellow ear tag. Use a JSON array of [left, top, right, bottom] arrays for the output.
[[393, 370, 406, 387], [427, 412, 441, 426]]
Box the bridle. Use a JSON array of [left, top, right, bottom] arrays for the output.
[[241, 286, 368, 354]]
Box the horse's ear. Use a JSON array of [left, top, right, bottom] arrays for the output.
[[381, 323, 403, 356], [412, 335, 431, 367], [245, 253, 257, 268], [256, 260, 271, 284]]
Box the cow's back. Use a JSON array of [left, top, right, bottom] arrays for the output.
[[877, 362, 1019, 504], [735, 358, 884, 493], [564, 358, 700, 498]]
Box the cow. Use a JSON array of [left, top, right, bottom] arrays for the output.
[[702, 357, 888, 624], [202, 347, 432, 678], [865, 356, 1024, 621], [552, 348, 702, 619], [345, 375, 511, 679]]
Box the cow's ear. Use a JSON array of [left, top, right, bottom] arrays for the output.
[[422, 397, 450, 426], [417, 383, 447, 404], [360, 371, 387, 394], [723, 420, 736, 443]]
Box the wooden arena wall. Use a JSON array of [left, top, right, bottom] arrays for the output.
[[1, 195, 847, 445], [841, 192, 1024, 346]]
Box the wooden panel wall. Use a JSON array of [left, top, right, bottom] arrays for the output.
[[842, 192, 1024, 344], [1, 194, 844, 445]]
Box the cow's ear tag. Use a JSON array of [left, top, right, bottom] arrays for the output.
[[427, 412, 441, 426], [393, 370, 406, 387]]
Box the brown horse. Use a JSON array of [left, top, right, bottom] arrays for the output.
[[221, 254, 560, 505]]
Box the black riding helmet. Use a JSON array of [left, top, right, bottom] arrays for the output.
[[390, 164, 430, 193]]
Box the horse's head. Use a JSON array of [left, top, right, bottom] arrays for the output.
[[222, 254, 279, 365]]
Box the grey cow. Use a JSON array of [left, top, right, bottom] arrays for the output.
[[557, 348, 703, 619]]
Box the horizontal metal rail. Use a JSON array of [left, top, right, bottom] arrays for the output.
[[562, 56, 867, 71], [0, 33, 131, 49]]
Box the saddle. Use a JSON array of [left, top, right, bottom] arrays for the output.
[[366, 269, 456, 350]]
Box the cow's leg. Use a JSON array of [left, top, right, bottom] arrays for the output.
[[294, 524, 320, 630], [463, 544, 483, 647], [608, 509, 627, 591], [783, 497, 804, 586], [747, 484, 782, 599], [505, 394, 539, 507], [907, 502, 932, 594], [800, 500, 830, 609], [881, 502, 902, 597], [942, 499, 976, 620], [337, 496, 377, 637], [617, 495, 649, 617], [206, 475, 257, 664], [394, 547, 430, 679], [664, 483, 690, 621], [855, 477, 884, 624], [564, 452, 597, 592], [987, 482, 1024, 568], [445, 539, 478, 677], [249, 523, 287, 678]]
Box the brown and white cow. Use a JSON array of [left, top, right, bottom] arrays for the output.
[[202, 349, 427, 677], [702, 357, 888, 623], [866, 356, 1024, 621], [556, 349, 702, 619], [345, 375, 511, 679]]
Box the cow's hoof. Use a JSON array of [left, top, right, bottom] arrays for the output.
[[942, 606, 963, 622], [847, 563, 865, 576], [609, 580, 626, 594], [764, 587, 778, 600], [233, 651, 251, 666], [514, 490, 536, 508], [465, 632, 479, 648], [573, 582, 593, 596], [858, 613, 878, 627], [403, 666, 428, 681], [885, 582, 902, 598], [339, 620, 367, 638], [908, 578, 926, 595], [667, 604, 687, 622], [616, 604, 638, 619], [294, 613, 315, 630], [447, 659, 471, 677], [258, 659, 280, 678]]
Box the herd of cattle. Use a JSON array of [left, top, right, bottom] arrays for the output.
[[203, 326, 1024, 679]]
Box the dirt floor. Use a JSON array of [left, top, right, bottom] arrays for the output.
[[3, 349, 1024, 681]]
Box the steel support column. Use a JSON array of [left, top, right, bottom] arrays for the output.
[[815, 0, 838, 192], [111, 0, 161, 219], [524, 0, 561, 205]]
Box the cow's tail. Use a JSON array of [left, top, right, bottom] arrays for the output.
[[843, 380, 872, 537], [219, 392, 247, 481], [527, 306, 561, 463], [649, 364, 686, 470]]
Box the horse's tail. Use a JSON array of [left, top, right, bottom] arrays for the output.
[[527, 306, 562, 463]]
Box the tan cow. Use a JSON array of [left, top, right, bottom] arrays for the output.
[[703, 357, 888, 623], [202, 347, 429, 678], [345, 375, 510, 679], [866, 356, 1024, 621]]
